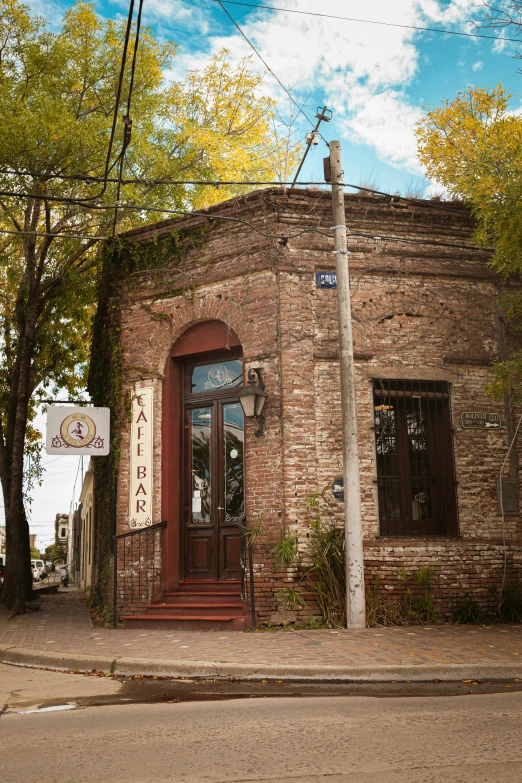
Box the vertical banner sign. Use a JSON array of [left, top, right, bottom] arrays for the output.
[[130, 388, 153, 528]]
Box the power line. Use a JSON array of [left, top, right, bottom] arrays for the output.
[[79, 0, 138, 203], [0, 198, 485, 251], [213, 0, 522, 43], [113, 0, 144, 235], [0, 165, 469, 217], [215, 0, 316, 128]]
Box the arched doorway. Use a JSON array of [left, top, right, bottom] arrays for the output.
[[162, 321, 245, 588]]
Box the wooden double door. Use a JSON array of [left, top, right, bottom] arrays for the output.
[[182, 355, 245, 580]]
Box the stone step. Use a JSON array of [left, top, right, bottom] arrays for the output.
[[179, 579, 241, 593], [121, 613, 246, 631], [162, 591, 243, 605], [145, 602, 245, 617]]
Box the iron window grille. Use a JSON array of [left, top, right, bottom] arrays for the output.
[[373, 379, 458, 537]]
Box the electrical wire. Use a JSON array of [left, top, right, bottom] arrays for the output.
[[0, 200, 488, 251], [113, 0, 144, 234], [78, 0, 138, 203], [0, 177, 465, 219], [215, 0, 316, 128], [213, 0, 522, 43]]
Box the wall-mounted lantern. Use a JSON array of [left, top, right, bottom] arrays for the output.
[[238, 368, 268, 437]]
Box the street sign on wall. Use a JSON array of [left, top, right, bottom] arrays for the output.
[[129, 388, 154, 528], [316, 271, 337, 289], [461, 412, 502, 430], [46, 406, 110, 455]]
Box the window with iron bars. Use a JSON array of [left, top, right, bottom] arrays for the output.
[[373, 380, 458, 537]]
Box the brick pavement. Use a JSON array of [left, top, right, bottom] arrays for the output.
[[1, 590, 521, 672]]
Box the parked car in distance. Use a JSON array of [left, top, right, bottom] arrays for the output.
[[0, 555, 5, 584], [45, 561, 53, 573], [31, 559, 46, 579], [32, 566, 40, 582]]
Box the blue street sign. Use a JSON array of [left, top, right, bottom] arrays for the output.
[[316, 271, 337, 289]]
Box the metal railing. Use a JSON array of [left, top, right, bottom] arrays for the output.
[[239, 519, 256, 631], [112, 521, 167, 627]]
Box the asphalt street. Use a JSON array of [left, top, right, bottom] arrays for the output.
[[2, 664, 522, 782]]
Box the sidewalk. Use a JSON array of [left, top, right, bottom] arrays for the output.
[[1, 590, 521, 682]]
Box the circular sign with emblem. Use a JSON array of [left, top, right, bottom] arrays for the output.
[[207, 364, 231, 389], [60, 413, 97, 448]]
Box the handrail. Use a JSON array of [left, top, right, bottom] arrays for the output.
[[239, 519, 256, 632], [114, 520, 167, 540], [112, 520, 167, 628]]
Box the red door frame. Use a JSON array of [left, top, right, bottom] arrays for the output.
[[161, 321, 242, 591]]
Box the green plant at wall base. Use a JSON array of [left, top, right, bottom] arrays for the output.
[[272, 527, 300, 566], [276, 488, 346, 627], [451, 597, 489, 625], [276, 586, 306, 611], [498, 587, 522, 623], [366, 568, 437, 626]]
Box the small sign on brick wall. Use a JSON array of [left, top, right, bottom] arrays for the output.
[[129, 387, 154, 528], [316, 271, 337, 289], [333, 476, 344, 500], [461, 412, 502, 430]]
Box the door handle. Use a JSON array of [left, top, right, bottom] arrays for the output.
[[217, 506, 225, 510]]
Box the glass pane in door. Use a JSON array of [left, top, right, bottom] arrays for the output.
[[191, 360, 243, 394], [223, 403, 244, 524], [190, 408, 212, 525], [406, 399, 433, 521]]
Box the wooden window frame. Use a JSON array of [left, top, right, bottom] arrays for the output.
[[373, 379, 459, 538]]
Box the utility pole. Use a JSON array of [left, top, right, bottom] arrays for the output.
[[326, 140, 366, 629]]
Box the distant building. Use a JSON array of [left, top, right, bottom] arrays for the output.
[[79, 461, 94, 591], [29, 533, 37, 550], [0, 526, 5, 554], [55, 513, 69, 545]]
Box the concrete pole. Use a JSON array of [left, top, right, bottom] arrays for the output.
[[329, 140, 366, 629]]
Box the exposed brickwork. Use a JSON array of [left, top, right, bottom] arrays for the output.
[[96, 188, 522, 623]]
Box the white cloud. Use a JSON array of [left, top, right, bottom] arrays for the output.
[[343, 89, 423, 170], [185, 0, 480, 172], [472, 60, 484, 71]]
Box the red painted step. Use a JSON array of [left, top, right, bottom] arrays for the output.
[[121, 613, 246, 631], [144, 603, 245, 617], [179, 579, 241, 593], [120, 579, 248, 630], [162, 592, 243, 605]]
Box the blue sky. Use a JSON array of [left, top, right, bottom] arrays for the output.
[[90, 0, 522, 194], [13, 0, 522, 548]]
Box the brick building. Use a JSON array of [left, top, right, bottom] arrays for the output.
[[90, 188, 522, 629]]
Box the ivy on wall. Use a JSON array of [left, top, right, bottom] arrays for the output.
[[86, 226, 210, 617]]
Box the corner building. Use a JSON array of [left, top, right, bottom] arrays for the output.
[[91, 188, 522, 628]]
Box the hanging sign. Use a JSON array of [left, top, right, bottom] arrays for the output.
[[461, 412, 502, 430], [46, 406, 110, 455], [129, 388, 154, 528]]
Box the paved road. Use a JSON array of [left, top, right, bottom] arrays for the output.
[[2, 665, 522, 783]]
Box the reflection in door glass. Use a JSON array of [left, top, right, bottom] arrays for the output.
[[224, 403, 244, 524], [191, 360, 243, 394], [191, 408, 211, 525]]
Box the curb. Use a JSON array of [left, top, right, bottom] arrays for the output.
[[2, 645, 522, 682]]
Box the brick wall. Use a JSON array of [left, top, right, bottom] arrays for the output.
[[104, 188, 522, 622]]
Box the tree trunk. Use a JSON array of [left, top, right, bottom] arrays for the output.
[[0, 284, 39, 613], [1, 494, 32, 612]]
